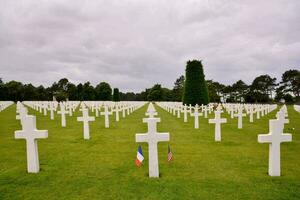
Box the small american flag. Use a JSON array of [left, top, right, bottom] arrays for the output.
[[168, 145, 173, 162]]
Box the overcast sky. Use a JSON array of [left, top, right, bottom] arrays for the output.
[[0, 0, 299, 92]]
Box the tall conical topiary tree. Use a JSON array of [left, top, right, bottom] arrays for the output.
[[183, 60, 209, 105], [112, 88, 120, 102]]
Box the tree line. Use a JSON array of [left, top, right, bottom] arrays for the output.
[[0, 68, 299, 103]]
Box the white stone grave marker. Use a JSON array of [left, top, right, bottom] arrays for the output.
[[101, 106, 112, 128], [135, 117, 170, 178], [209, 110, 227, 141], [77, 108, 95, 140], [15, 115, 48, 173], [258, 119, 292, 176]]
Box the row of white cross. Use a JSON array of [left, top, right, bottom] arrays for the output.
[[156, 102, 293, 176], [294, 105, 300, 113], [22, 101, 144, 128], [14, 101, 146, 173], [9, 101, 296, 177], [157, 102, 277, 131], [0, 101, 14, 112]]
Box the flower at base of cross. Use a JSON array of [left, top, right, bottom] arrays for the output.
[[135, 145, 144, 167]]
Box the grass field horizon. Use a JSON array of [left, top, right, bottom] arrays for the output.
[[0, 103, 299, 200]]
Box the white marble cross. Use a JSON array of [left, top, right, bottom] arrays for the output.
[[230, 107, 234, 119], [121, 106, 126, 118], [209, 110, 227, 141], [77, 108, 95, 140], [15, 115, 48, 173], [57, 103, 68, 127], [183, 105, 188, 123], [191, 105, 202, 129], [177, 106, 181, 118], [68, 105, 73, 117], [203, 106, 209, 118], [256, 107, 261, 119], [43, 103, 47, 116], [258, 119, 292, 176], [249, 106, 254, 123], [101, 106, 112, 128], [16, 106, 28, 126], [234, 107, 246, 129], [114, 106, 121, 122], [49, 103, 55, 120], [135, 117, 170, 178], [95, 106, 99, 117]]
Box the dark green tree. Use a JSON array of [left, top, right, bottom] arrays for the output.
[[82, 82, 95, 100], [206, 80, 221, 102], [0, 80, 8, 100], [95, 82, 112, 101], [36, 85, 50, 100], [147, 84, 163, 101], [22, 84, 37, 100], [172, 75, 185, 102], [76, 83, 84, 101], [232, 80, 248, 102], [113, 88, 120, 101], [250, 74, 277, 102], [162, 88, 173, 101], [67, 83, 78, 100], [50, 78, 70, 101], [5, 81, 23, 102], [120, 92, 136, 101], [280, 69, 300, 102], [183, 60, 209, 105]]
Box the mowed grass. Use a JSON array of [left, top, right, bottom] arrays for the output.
[[0, 103, 299, 200]]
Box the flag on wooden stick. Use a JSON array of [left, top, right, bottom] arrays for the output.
[[168, 145, 173, 162], [135, 145, 144, 167]]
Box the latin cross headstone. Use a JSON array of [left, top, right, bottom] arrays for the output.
[[203, 106, 209, 118], [49, 103, 55, 120], [122, 106, 126, 118], [57, 103, 68, 127], [114, 106, 121, 122], [77, 108, 95, 140], [16, 106, 28, 126], [183, 104, 188, 123], [230, 107, 234, 119], [249, 106, 254, 123], [68, 105, 73, 116], [135, 117, 170, 178], [177, 106, 181, 118], [209, 110, 227, 141], [256, 107, 261, 119], [191, 105, 202, 129], [15, 115, 48, 173], [258, 119, 292, 176], [43, 103, 47, 116], [101, 106, 112, 128], [95, 106, 99, 117], [234, 107, 246, 129]]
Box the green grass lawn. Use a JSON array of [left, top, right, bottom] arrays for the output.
[[0, 103, 299, 200]]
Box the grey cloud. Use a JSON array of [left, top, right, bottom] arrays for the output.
[[0, 0, 299, 92]]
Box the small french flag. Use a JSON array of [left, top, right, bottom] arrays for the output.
[[135, 145, 144, 167]]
